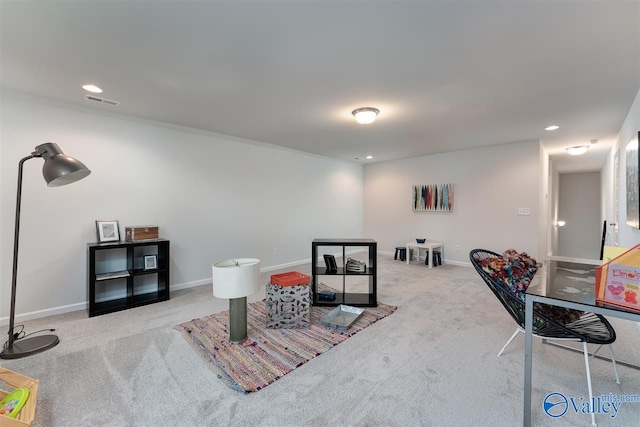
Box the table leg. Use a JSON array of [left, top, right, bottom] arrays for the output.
[[406, 245, 410, 265], [524, 296, 534, 427], [428, 247, 433, 268]]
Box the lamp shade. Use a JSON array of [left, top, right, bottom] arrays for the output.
[[212, 258, 260, 299], [36, 143, 91, 187]]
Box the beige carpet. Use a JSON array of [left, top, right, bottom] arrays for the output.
[[1, 253, 639, 426]]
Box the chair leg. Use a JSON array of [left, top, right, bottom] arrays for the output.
[[498, 328, 521, 357], [582, 342, 597, 427], [608, 344, 620, 384]]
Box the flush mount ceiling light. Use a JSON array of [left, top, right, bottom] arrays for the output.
[[352, 107, 380, 124], [566, 139, 597, 156], [82, 84, 102, 93], [545, 125, 560, 131], [566, 145, 590, 155]]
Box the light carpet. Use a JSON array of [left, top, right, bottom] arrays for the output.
[[176, 297, 396, 393], [1, 255, 638, 426]]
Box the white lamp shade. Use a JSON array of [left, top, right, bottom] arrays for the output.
[[212, 258, 261, 299]]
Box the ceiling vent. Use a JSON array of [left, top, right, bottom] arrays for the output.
[[84, 94, 119, 106]]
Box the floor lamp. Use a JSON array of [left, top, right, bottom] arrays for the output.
[[1, 143, 91, 359], [212, 258, 260, 343]]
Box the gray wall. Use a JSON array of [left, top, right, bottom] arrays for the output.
[[557, 172, 601, 259], [363, 140, 541, 263], [0, 90, 364, 323]]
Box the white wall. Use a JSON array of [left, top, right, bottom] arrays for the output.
[[0, 91, 364, 322], [603, 89, 640, 249], [363, 140, 541, 264], [557, 172, 601, 259]]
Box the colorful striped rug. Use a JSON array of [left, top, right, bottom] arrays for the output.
[[176, 293, 397, 393]]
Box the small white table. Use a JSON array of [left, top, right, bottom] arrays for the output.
[[406, 241, 443, 268]]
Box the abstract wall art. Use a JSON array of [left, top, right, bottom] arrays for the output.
[[412, 184, 454, 212]]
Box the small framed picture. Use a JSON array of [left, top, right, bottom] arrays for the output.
[[96, 220, 120, 243], [144, 255, 158, 270], [323, 254, 338, 272]]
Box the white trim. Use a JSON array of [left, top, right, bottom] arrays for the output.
[[379, 249, 471, 267], [170, 278, 211, 291], [0, 251, 473, 326], [0, 302, 87, 326]]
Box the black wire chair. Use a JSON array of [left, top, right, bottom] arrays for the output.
[[470, 249, 619, 426]]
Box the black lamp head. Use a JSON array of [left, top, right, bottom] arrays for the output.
[[34, 142, 91, 187]]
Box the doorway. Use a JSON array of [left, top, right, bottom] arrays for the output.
[[557, 172, 601, 259]]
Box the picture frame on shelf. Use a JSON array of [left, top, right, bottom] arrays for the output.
[[95, 220, 120, 243], [323, 254, 338, 272], [144, 255, 158, 270]]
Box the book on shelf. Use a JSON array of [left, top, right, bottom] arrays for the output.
[[96, 270, 130, 281]]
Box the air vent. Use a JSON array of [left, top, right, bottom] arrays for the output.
[[84, 94, 120, 106]]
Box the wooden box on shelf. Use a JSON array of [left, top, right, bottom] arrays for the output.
[[0, 367, 38, 427], [124, 226, 159, 242]]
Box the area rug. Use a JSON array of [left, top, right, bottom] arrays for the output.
[[175, 292, 397, 393]]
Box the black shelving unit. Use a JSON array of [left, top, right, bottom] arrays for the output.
[[87, 239, 170, 317], [311, 238, 377, 307]]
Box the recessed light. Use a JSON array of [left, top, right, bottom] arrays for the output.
[[545, 125, 559, 131], [365, 155, 373, 160], [82, 84, 103, 93]]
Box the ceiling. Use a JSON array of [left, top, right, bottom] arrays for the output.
[[1, 1, 639, 172]]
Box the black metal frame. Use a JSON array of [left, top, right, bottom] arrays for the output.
[[469, 249, 616, 345]]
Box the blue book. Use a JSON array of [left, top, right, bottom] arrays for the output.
[[318, 290, 336, 301]]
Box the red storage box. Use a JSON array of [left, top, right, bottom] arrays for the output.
[[270, 271, 310, 287]]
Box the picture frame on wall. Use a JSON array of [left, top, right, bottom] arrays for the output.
[[412, 184, 454, 212], [625, 132, 640, 229], [144, 255, 158, 270], [96, 220, 120, 243]]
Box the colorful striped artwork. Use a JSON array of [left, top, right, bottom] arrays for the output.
[[412, 184, 454, 212]]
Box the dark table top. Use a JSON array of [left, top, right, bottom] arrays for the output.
[[526, 258, 640, 316]]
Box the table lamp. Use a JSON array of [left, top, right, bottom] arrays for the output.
[[1, 143, 91, 359], [212, 258, 260, 343]]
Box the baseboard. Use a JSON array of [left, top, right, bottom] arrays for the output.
[[260, 258, 311, 273], [0, 301, 87, 326], [379, 249, 471, 267], [0, 255, 330, 326], [0, 250, 470, 326], [170, 278, 211, 291]]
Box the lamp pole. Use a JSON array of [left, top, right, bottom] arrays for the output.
[[6, 153, 38, 350], [1, 143, 90, 359]]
